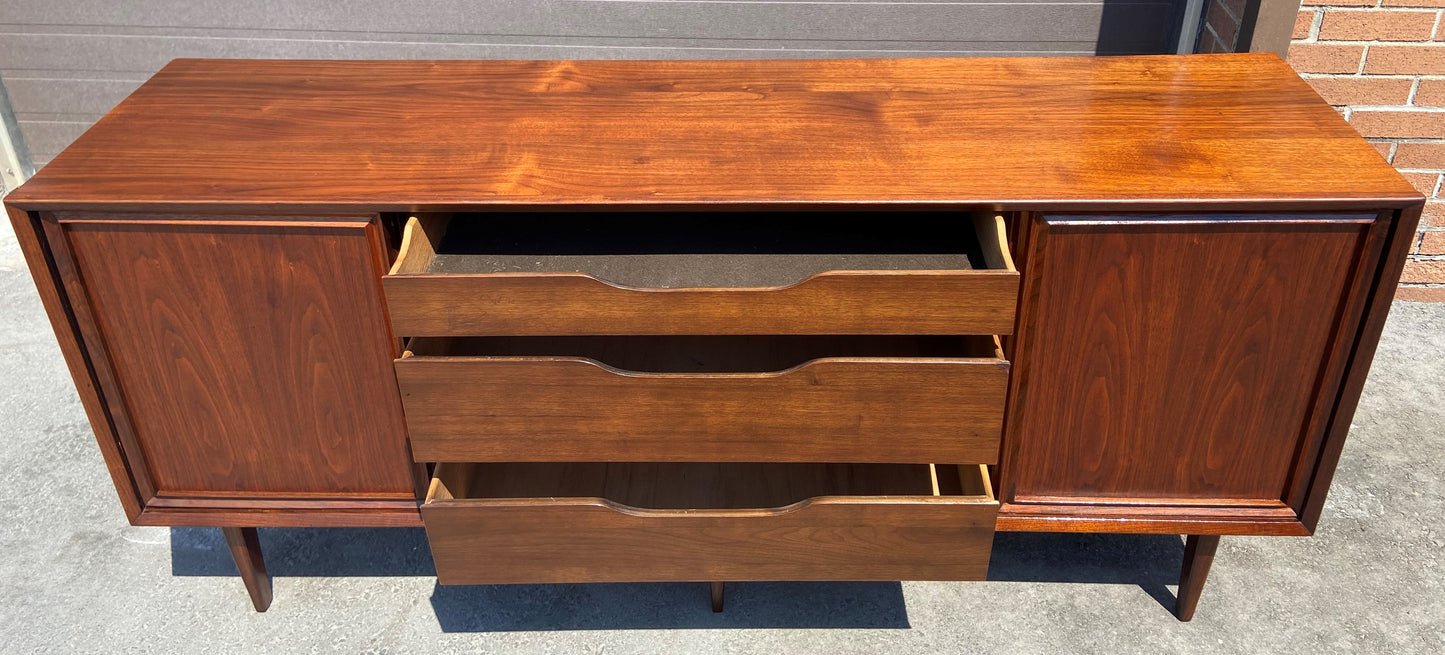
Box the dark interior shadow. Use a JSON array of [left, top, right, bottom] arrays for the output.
[[169, 527, 908, 629], [1096, 0, 1189, 55], [170, 528, 1185, 628], [430, 581, 909, 631], [987, 532, 1186, 611], [169, 527, 436, 577]]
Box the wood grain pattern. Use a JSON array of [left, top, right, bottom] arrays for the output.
[[414, 211, 992, 285], [384, 213, 1017, 336], [448, 462, 945, 507], [39, 215, 159, 502], [1281, 214, 1391, 512], [3, 56, 1423, 546], [995, 501, 1310, 536], [4, 206, 145, 520], [55, 215, 418, 499], [396, 336, 1008, 463], [4, 56, 1418, 213], [422, 462, 997, 584], [222, 527, 272, 612], [387, 270, 1018, 336], [1299, 205, 1425, 532], [131, 506, 423, 528], [1001, 214, 1382, 516], [1175, 535, 1220, 621], [386, 213, 451, 275]]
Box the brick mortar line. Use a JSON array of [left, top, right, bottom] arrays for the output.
[[1310, 8, 1441, 15], [1203, 21, 1220, 51], [1299, 39, 1445, 45], [1302, 3, 1439, 7], [1295, 16, 1445, 234], [1302, 73, 1445, 78], [1341, 105, 1445, 111], [1219, 0, 1243, 24]]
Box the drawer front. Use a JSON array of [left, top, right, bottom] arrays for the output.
[[385, 272, 1018, 336], [421, 464, 998, 584], [396, 355, 1010, 464], [382, 213, 1019, 337]]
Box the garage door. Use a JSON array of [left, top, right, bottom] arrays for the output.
[[0, 0, 1189, 170]]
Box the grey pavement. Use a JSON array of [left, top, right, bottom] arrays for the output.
[[1, 215, 1442, 653]]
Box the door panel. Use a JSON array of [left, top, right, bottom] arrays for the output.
[[1005, 214, 1380, 506], [56, 215, 415, 498]]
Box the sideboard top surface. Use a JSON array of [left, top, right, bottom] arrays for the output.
[[6, 54, 1420, 212]]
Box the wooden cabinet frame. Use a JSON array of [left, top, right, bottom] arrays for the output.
[[2, 55, 1425, 618], [996, 208, 1421, 535], [5, 207, 427, 527]]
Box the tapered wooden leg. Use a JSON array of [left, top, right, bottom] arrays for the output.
[[1176, 534, 1220, 621], [222, 527, 272, 612], [710, 582, 725, 612]]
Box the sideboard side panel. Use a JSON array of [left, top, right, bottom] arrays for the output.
[[1004, 214, 1381, 511], [1298, 204, 1424, 530], [5, 204, 145, 520], [54, 215, 417, 500]]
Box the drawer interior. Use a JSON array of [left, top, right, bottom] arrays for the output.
[[403, 334, 1002, 372], [389, 211, 1014, 288], [429, 462, 994, 510]]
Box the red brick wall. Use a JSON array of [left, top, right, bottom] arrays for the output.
[[1289, 1, 1445, 301], [1201, 0, 1251, 52]]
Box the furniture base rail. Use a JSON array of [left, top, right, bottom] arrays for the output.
[[214, 524, 1221, 622]]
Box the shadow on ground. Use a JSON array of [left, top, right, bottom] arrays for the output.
[[169, 528, 1185, 631], [987, 532, 1185, 610]]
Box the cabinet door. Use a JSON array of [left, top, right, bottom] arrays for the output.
[[45, 214, 417, 523], [1002, 213, 1387, 528]]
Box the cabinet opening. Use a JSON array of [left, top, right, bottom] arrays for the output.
[[403, 334, 1001, 373], [390, 211, 1012, 288], [429, 462, 993, 510]]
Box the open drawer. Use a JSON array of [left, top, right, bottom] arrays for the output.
[[395, 334, 1010, 463], [383, 211, 1019, 336], [422, 462, 999, 584]]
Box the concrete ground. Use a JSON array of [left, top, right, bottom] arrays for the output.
[[1, 217, 1442, 654]]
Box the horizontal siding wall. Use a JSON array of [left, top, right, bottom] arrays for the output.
[[0, 0, 1185, 167]]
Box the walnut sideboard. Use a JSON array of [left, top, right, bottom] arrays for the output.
[[3, 54, 1422, 621]]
